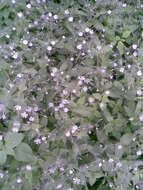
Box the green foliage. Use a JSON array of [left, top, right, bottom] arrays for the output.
[[0, 0, 143, 189]]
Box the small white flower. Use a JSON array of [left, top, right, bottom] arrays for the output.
[[122, 3, 127, 7], [116, 162, 122, 168], [120, 67, 124, 73], [137, 150, 142, 156], [137, 70, 142, 76], [65, 131, 71, 137], [72, 89, 76, 94], [12, 127, 19, 132], [99, 102, 104, 109], [54, 107, 59, 112], [6, 34, 10, 39], [78, 32, 83, 37], [63, 89, 68, 96], [17, 12, 23, 18], [139, 115, 143, 122], [56, 184, 62, 189], [82, 86, 88, 92], [53, 15, 58, 20], [85, 27, 90, 33], [15, 105, 21, 111], [133, 51, 138, 57], [47, 46, 52, 51], [114, 63, 117, 67], [29, 116, 34, 122], [41, 136, 46, 141], [105, 90, 110, 95], [64, 9, 69, 15], [64, 107, 69, 113], [0, 135, 3, 141], [76, 44, 82, 50], [132, 44, 137, 50], [129, 117, 134, 121], [26, 165, 32, 171], [11, 0, 15, 4], [82, 40, 86, 44], [48, 12, 52, 17], [71, 125, 78, 133], [17, 73, 23, 78], [21, 112, 28, 118], [17, 178, 22, 184], [68, 16, 73, 22], [0, 173, 4, 179], [107, 10, 112, 15], [34, 138, 41, 144], [88, 97, 94, 103], [137, 89, 142, 96], [23, 40, 28, 45], [89, 30, 94, 34], [48, 102, 54, 108], [26, 4, 31, 9], [118, 145, 122, 150], [97, 45, 102, 51], [98, 162, 102, 167], [108, 158, 114, 163], [50, 40, 56, 46], [127, 64, 131, 69], [73, 177, 80, 184], [70, 57, 74, 61], [12, 52, 18, 59]]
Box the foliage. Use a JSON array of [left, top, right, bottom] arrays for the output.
[[0, 0, 143, 189]]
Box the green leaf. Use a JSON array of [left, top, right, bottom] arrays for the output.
[[5, 132, 24, 149], [122, 31, 131, 38], [117, 41, 124, 55], [0, 150, 7, 165], [15, 143, 34, 162]]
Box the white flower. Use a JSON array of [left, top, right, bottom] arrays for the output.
[[127, 64, 131, 69], [12, 52, 18, 59], [85, 27, 90, 33], [72, 89, 76, 94], [34, 138, 41, 144], [64, 9, 69, 15], [54, 107, 59, 112], [116, 162, 122, 168], [70, 57, 74, 61], [12, 127, 19, 132], [50, 40, 56, 46], [41, 136, 46, 141], [122, 3, 127, 7], [15, 105, 21, 111], [137, 89, 142, 96], [137, 70, 142, 76], [76, 44, 82, 50], [97, 45, 102, 51], [47, 46, 52, 51], [132, 44, 137, 50], [68, 16, 73, 22], [78, 32, 83, 37], [64, 107, 69, 113], [120, 67, 124, 73], [53, 15, 58, 20], [63, 89, 68, 95], [107, 10, 112, 15], [71, 125, 78, 133], [29, 116, 34, 122], [17, 12, 23, 18], [56, 184, 62, 189], [98, 162, 102, 167], [105, 90, 110, 95], [26, 4, 31, 9], [69, 169, 73, 174], [88, 97, 94, 103], [48, 102, 54, 108], [139, 115, 143, 122], [65, 131, 71, 137], [48, 12, 52, 17], [82, 86, 88, 92], [73, 177, 80, 184], [118, 145, 122, 150], [137, 150, 142, 156], [11, 0, 15, 4], [89, 30, 94, 34], [26, 165, 32, 171], [133, 51, 138, 57], [23, 40, 28, 45], [17, 178, 22, 184], [108, 158, 114, 163], [17, 73, 23, 78], [0, 135, 3, 141], [0, 173, 4, 179], [21, 112, 28, 118]]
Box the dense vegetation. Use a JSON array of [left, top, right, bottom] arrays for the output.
[[0, 0, 143, 189]]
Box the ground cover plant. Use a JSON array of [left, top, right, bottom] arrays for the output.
[[0, 0, 143, 189]]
